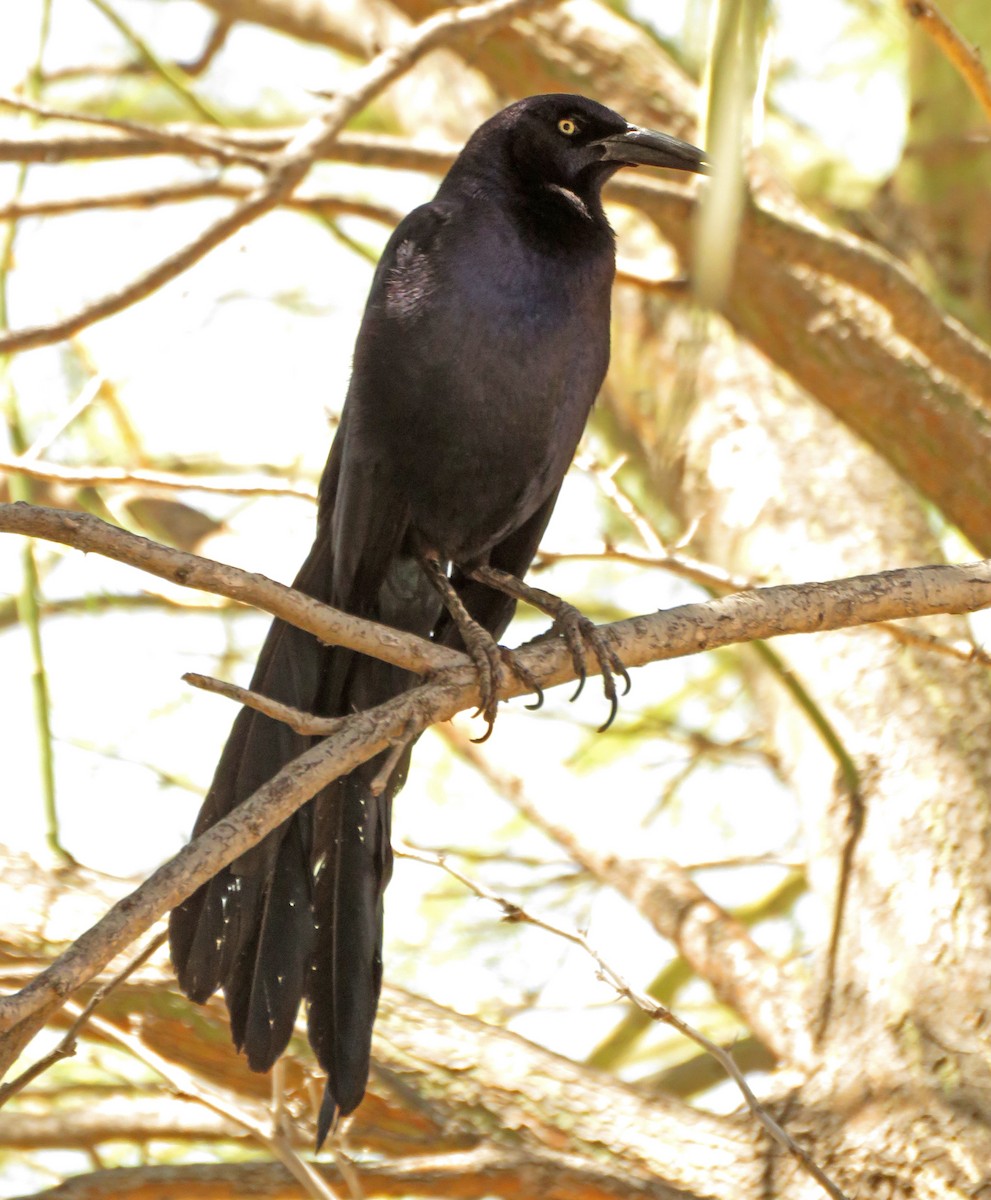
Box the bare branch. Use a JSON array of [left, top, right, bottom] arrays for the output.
[[399, 846, 849, 1200], [3, 499, 991, 1078], [0, 180, 401, 228], [0, 931, 167, 1108], [0, 127, 455, 172], [0, 504, 462, 676], [0, 93, 267, 168], [901, 0, 991, 122], [0, 0, 561, 356], [1, 1145, 680, 1200], [184, 671, 343, 735], [0, 455, 319, 501], [437, 725, 814, 1070]]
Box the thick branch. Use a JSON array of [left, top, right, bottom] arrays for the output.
[[0, 503, 462, 676], [3, 1146, 706, 1200], [0, 1097, 245, 1147], [621, 180, 991, 554]]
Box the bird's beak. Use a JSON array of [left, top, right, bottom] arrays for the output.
[[595, 125, 709, 175]]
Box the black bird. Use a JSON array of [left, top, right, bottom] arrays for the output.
[[169, 94, 707, 1143]]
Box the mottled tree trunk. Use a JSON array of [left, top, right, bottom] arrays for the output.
[[608, 279, 991, 1194]]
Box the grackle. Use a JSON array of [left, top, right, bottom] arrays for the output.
[[169, 94, 707, 1144]]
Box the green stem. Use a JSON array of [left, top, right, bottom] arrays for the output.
[[85, 0, 227, 126], [2, 0, 75, 866]]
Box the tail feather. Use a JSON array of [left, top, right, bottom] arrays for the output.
[[226, 811, 315, 1071], [169, 531, 436, 1131], [309, 762, 402, 1140]]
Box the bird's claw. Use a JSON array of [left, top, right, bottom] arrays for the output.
[[551, 608, 630, 731], [462, 627, 503, 743], [466, 643, 545, 743]]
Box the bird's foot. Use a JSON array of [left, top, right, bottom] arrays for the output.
[[548, 604, 630, 731], [419, 552, 534, 740], [469, 564, 630, 731], [459, 618, 505, 739]]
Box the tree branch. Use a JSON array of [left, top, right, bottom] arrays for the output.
[[3, 499, 991, 1079], [0, 503, 461, 676], [0, 0, 561, 356], [0, 454, 319, 500], [901, 0, 991, 122], [400, 846, 848, 1200], [4, 1145, 700, 1200]]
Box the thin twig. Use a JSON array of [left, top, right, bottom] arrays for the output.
[[876, 619, 991, 667], [0, 0, 561, 356], [0, 454, 319, 500], [901, 1, 991, 122], [184, 672, 343, 736], [0, 180, 402, 228], [0, 929, 167, 1107], [398, 846, 850, 1200], [0, 93, 264, 167]]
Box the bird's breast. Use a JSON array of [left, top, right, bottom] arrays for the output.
[[356, 224, 615, 563]]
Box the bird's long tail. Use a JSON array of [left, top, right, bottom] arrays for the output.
[[168, 535, 407, 1137]]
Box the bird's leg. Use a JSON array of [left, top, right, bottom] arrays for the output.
[[418, 555, 544, 739], [417, 554, 505, 738], [467, 564, 631, 731]]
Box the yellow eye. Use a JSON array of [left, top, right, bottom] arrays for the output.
[[557, 117, 578, 136]]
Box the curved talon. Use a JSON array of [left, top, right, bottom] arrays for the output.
[[550, 611, 630, 729], [460, 629, 503, 740], [595, 691, 619, 734], [569, 672, 587, 703], [609, 647, 632, 697], [471, 715, 497, 745]]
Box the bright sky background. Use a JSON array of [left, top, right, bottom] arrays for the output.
[[0, 2, 913, 1189]]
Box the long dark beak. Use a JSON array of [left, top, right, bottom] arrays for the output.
[[595, 125, 709, 175]]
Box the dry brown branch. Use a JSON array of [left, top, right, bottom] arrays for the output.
[[73, 1011, 337, 1200], [184, 671, 344, 735], [620, 178, 991, 553], [0, 930, 167, 1108], [901, 0, 991, 122], [0, 127, 456, 173], [0, 455, 319, 500], [0, 504, 462, 676], [534, 545, 752, 593], [0, 180, 402, 227], [0, 92, 268, 168], [0, 0, 561, 356], [0, 1095, 246, 1147], [399, 846, 847, 1200], [3, 499, 991, 1079], [196, 0, 369, 59], [876, 619, 991, 666], [4, 1145, 677, 1200]]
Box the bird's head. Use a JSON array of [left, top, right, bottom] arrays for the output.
[[475, 94, 708, 211]]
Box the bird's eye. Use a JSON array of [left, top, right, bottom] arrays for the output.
[[557, 117, 578, 136]]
